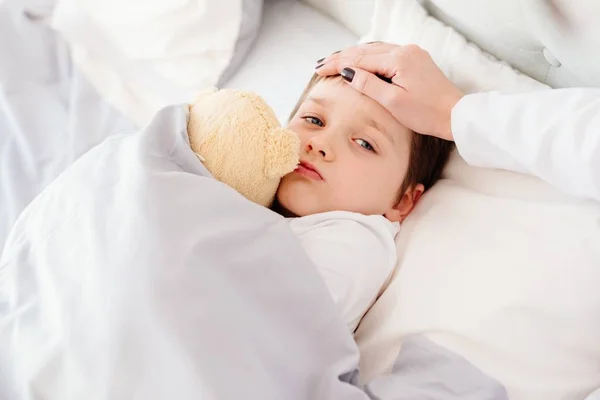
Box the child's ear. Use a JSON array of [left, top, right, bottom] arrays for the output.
[[384, 184, 425, 223]]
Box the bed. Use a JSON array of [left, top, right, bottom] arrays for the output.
[[1, 0, 599, 399]]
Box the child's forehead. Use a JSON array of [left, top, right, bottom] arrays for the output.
[[304, 78, 396, 130], [304, 77, 367, 108], [308, 76, 347, 96], [301, 76, 414, 148]]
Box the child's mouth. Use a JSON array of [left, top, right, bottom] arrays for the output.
[[295, 161, 323, 181]]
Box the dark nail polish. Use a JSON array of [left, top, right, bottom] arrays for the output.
[[316, 57, 325, 63], [341, 67, 355, 82], [315, 63, 324, 69]]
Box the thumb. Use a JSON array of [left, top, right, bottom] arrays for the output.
[[340, 67, 405, 113]]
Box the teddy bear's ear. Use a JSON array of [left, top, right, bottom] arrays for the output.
[[192, 86, 218, 103], [264, 128, 300, 179]]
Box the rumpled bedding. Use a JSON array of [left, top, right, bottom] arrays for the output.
[[0, 102, 508, 399], [0, 0, 134, 253]]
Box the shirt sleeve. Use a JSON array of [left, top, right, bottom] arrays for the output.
[[452, 88, 600, 202], [290, 216, 397, 331]]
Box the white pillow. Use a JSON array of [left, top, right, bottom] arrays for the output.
[[301, 0, 374, 37], [355, 1, 600, 400], [51, 0, 262, 127]]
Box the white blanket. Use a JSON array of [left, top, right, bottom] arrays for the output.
[[0, 105, 360, 399]]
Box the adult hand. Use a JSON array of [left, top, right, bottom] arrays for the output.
[[315, 43, 464, 141]]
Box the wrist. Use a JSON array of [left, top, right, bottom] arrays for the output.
[[440, 91, 464, 141]]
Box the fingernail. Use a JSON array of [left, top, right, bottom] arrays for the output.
[[315, 63, 324, 69], [316, 57, 325, 63], [341, 67, 355, 82], [331, 50, 340, 54]]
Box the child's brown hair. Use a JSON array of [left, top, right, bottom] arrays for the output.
[[289, 73, 454, 199]]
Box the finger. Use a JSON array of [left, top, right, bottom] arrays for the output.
[[316, 53, 399, 79], [340, 67, 406, 114], [316, 42, 398, 67]]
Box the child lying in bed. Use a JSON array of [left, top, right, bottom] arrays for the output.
[[274, 73, 453, 331]]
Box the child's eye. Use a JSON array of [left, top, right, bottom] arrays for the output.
[[303, 116, 324, 127], [355, 139, 375, 152]]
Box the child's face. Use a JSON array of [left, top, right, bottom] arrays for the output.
[[277, 78, 414, 221]]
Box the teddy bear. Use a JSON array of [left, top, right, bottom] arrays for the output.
[[187, 88, 300, 207]]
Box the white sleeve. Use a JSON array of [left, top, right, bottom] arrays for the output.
[[452, 88, 600, 202], [290, 217, 397, 331]]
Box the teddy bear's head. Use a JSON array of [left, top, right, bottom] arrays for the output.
[[188, 88, 300, 207]]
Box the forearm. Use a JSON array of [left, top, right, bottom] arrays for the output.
[[452, 89, 600, 202]]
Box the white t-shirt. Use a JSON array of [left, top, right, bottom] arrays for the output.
[[288, 211, 399, 331]]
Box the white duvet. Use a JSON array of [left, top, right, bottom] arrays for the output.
[[0, 105, 363, 400]]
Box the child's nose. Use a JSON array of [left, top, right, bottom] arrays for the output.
[[305, 143, 326, 157], [305, 136, 334, 161]]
